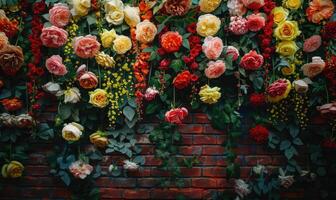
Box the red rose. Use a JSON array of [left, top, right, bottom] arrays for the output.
[[1, 98, 23, 112], [165, 107, 188, 124], [190, 44, 202, 57], [190, 62, 199, 70], [239, 50, 264, 70], [187, 22, 197, 33], [188, 35, 201, 45], [157, 48, 166, 56], [190, 74, 199, 82], [159, 58, 171, 70], [249, 93, 265, 107], [183, 56, 194, 64], [160, 31, 183, 53], [173, 70, 192, 89], [249, 125, 269, 144]]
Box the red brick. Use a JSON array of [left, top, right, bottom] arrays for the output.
[[124, 189, 150, 199], [127, 168, 151, 177], [181, 135, 193, 144], [100, 188, 124, 198], [217, 135, 226, 144], [193, 113, 210, 123], [198, 156, 226, 166], [202, 167, 226, 177], [150, 188, 204, 199], [178, 124, 204, 134], [151, 168, 171, 177], [202, 146, 225, 155], [137, 178, 160, 188], [96, 178, 136, 188], [25, 165, 50, 176], [203, 124, 224, 134], [180, 146, 202, 155], [191, 178, 218, 188], [245, 156, 273, 165], [144, 155, 162, 166], [180, 167, 202, 177], [140, 145, 155, 155], [193, 135, 218, 144]]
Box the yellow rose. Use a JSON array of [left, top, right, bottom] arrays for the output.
[[90, 131, 109, 148], [1, 161, 24, 178], [89, 88, 109, 108], [283, 0, 301, 10], [113, 35, 132, 54], [276, 40, 298, 57], [199, 84, 221, 104], [196, 14, 221, 37], [105, 10, 124, 25], [100, 29, 117, 48], [95, 52, 115, 68], [104, 0, 124, 13], [72, 0, 91, 17], [199, 0, 222, 13], [281, 64, 296, 75], [274, 21, 301, 41], [135, 20, 157, 44], [272, 7, 289, 24], [124, 5, 140, 27], [62, 122, 83, 141]]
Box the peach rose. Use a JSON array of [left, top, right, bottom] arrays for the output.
[[205, 60, 226, 79], [242, 0, 264, 10], [0, 32, 8, 50], [73, 35, 100, 58], [202, 36, 223, 60], [306, 0, 335, 24], [49, 3, 71, 28], [239, 50, 264, 70], [0, 45, 24, 76], [40, 26, 68, 48], [45, 55, 68, 76], [303, 35, 322, 52], [246, 14, 265, 32], [224, 46, 239, 61], [76, 64, 98, 89], [164, 0, 192, 16], [301, 56, 325, 78], [135, 20, 157, 44]]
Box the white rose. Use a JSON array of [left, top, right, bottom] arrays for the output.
[[124, 5, 140, 27], [56, 87, 81, 104], [293, 80, 309, 93], [105, 10, 124, 25], [42, 82, 61, 95], [62, 122, 84, 141], [105, 0, 124, 12]]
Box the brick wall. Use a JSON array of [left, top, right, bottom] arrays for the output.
[[0, 113, 304, 199]]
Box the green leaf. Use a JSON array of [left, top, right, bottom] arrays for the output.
[[123, 106, 135, 121], [59, 171, 71, 186], [145, 102, 160, 114], [280, 140, 291, 151], [293, 138, 303, 146], [182, 39, 190, 50], [87, 14, 96, 25], [253, 77, 264, 90], [170, 59, 183, 73], [0, 89, 11, 99]]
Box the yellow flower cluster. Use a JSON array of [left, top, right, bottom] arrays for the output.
[[199, 85, 221, 104], [64, 19, 79, 64]]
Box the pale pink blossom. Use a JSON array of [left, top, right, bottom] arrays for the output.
[[229, 16, 248, 35], [224, 46, 240, 61], [205, 60, 226, 79], [45, 55, 68, 76], [144, 87, 159, 101], [227, 0, 247, 16], [303, 35, 322, 53], [40, 26, 68, 48], [49, 3, 71, 28], [301, 56, 325, 78], [69, 160, 93, 179], [202, 36, 223, 60]]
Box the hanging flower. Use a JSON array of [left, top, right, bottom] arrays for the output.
[[49, 3, 71, 28], [100, 29, 117, 48], [40, 26, 68, 48], [163, 0, 192, 16], [89, 89, 109, 108], [239, 50, 264, 70], [224, 46, 240, 61], [56, 87, 81, 104], [95, 52, 115, 68], [1, 98, 23, 112], [124, 5, 140, 27], [205, 60, 226, 79], [113, 35, 132, 54], [246, 14, 265, 32], [199, 85, 221, 104], [73, 35, 101, 58], [274, 20, 301, 41], [202, 36, 223, 60], [135, 20, 157, 44], [45, 55, 68, 76], [89, 131, 109, 148], [104, 0, 124, 25], [123, 160, 139, 170], [227, 0, 247, 16], [229, 16, 248, 35], [249, 93, 265, 107], [249, 124, 269, 143], [306, 0, 334, 24], [322, 21, 336, 40], [1, 161, 24, 178], [165, 107, 189, 124], [293, 80, 309, 93], [271, 7, 289, 24], [69, 160, 93, 179], [266, 79, 291, 103], [76, 65, 98, 89], [196, 14, 221, 37], [62, 122, 84, 141], [199, 0, 222, 13], [0, 45, 24, 76], [173, 70, 192, 89], [160, 31, 183, 53], [144, 87, 159, 101], [303, 35, 322, 53], [234, 179, 251, 198], [301, 56, 325, 78], [104, 0, 124, 13]]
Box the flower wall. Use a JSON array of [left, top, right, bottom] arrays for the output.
[[0, 0, 336, 199]]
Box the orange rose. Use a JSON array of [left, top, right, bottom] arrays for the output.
[[306, 0, 335, 24], [1, 98, 23, 112]]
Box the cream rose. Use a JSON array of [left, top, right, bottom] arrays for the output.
[[199, 0, 222, 13], [100, 29, 117, 48], [62, 122, 84, 141], [105, 10, 124, 25], [113, 35, 132, 54], [135, 20, 157, 44], [196, 14, 221, 37], [124, 5, 140, 27], [71, 0, 91, 17], [105, 0, 124, 12]]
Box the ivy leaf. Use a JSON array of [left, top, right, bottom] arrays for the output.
[[123, 106, 135, 121], [253, 77, 264, 90], [182, 38, 190, 50], [87, 14, 96, 25], [289, 125, 299, 138], [293, 138, 303, 146], [280, 140, 291, 151], [170, 59, 183, 73], [59, 104, 72, 120], [59, 171, 71, 186], [285, 148, 294, 160], [146, 102, 160, 114]]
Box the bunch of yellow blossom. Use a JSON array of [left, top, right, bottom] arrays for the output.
[[199, 85, 221, 104]]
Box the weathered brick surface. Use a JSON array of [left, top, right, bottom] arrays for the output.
[[0, 113, 305, 199]]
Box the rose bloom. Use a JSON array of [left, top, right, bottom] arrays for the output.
[[0, 45, 24, 76], [199, 85, 221, 104], [276, 40, 298, 57], [43, 82, 61, 95], [249, 125, 269, 144], [173, 70, 192, 89], [293, 79, 309, 93], [105, 0, 124, 12], [281, 64, 296, 76], [202, 36, 223, 60], [89, 89, 109, 108], [303, 35, 322, 53], [229, 16, 248, 35], [135, 20, 157, 44], [227, 0, 247, 16], [90, 131, 108, 148], [164, 0, 192, 16], [113, 35, 132, 54], [95, 52, 115, 68], [56, 87, 81, 104], [239, 50, 264, 70], [105, 10, 124, 25], [100, 29, 117, 48], [40, 26, 68, 48], [1, 161, 24, 178], [272, 7, 289, 24], [205, 60, 226, 79], [1, 98, 23, 112], [224, 46, 240, 61], [62, 122, 83, 141], [246, 14, 265, 32], [165, 107, 188, 124], [76, 64, 98, 89], [73, 35, 100, 58], [301, 56, 325, 78], [144, 86, 159, 101], [249, 93, 265, 106], [15, 114, 35, 129], [0, 32, 8, 50], [242, 0, 265, 10], [123, 160, 139, 170], [45, 55, 68, 76], [124, 5, 140, 27], [196, 14, 221, 37], [266, 79, 291, 103], [160, 31, 182, 53], [199, 0, 222, 13], [274, 20, 301, 41], [69, 160, 93, 179], [49, 3, 71, 28], [306, 0, 335, 24], [71, 0, 91, 17], [283, 0, 301, 10]]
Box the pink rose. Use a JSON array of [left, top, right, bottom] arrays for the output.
[[242, 0, 265, 10], [303, 35, 322, 53], [40, 26, 68, 48], [144, 87, 159, 101], [225, 46, 239, 61], [205, 60, 226, 79], [229, 16, 248, 35], [49, 3, 71, 28], [45, 55, 68, 76], [301, 56, 325, 78], [246, 14, 265, 32], [73, 35, 101, 59], [240, 50, 264, 70], [69, 160, 93, 179], [227, 0, 247, 16], [202, 36, 223, 60], [165, 107, 188, 124]]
